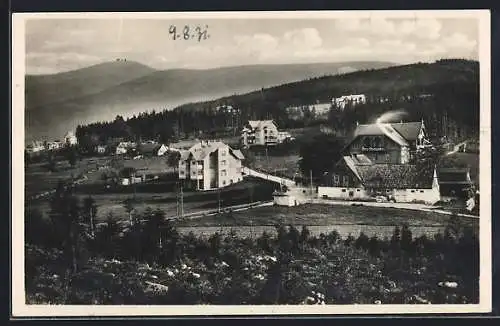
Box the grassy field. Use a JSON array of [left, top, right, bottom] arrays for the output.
[[120, 156, 175, 175], [24, 157, 111, 198], [251, 153, 301, 179], [174, 203, 479, 229], [27, 177, 278, 223]]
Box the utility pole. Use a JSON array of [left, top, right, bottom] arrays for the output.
[[265, 146, 269, 166], [218, 188, 222, 213], [310, 169, 313, 197], [180, 181, 184, 218]]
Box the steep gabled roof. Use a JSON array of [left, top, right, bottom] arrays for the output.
[[344, 121, 424, 151], [438, 168, 472, 184], [231, 149, 245, 160], [139, 143, 161, 154], [390, 122, 423, 141], [247, 120, 277, 130], [344, 161, 434, 189]]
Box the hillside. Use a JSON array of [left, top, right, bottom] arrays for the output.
[[177, 59, 479, 112], [25, 61, 395, 142], [173, 59, 479, 140], [25, 60, 157, 109], [76, 59, 479, 147]]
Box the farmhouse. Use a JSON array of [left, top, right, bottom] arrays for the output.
[[46, 140, 64, 151], [241, 120, 279, 147], [115, 141, 137, 155], [318, 120, 440, 204], [318, 156, 440, 204], [343, 120, 429, 164], [437, 168, 474, 200], [139, 143, 169, 157], [178, 140, 245, 191]]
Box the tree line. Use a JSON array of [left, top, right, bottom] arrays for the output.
[[74, 60, 479, 149]]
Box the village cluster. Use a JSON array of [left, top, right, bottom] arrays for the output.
[[25, 92, 477, 212]]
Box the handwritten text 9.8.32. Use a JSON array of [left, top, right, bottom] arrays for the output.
[[169, 25, 210, 42]]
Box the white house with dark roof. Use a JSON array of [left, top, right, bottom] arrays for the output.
[[178, 140, 245, 191], [318, 120, 440, 204], [318, 157, 440, 204], [342, 120, 430, 164], [241, 120, 279, 147]]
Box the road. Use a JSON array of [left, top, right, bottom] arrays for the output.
[[242, 166, 296, 188]]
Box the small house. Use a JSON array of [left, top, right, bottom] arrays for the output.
[[241, 120, 279, 147], [437, 168, 474, 200], [95, 145, 107, 155], [115, 141, 137, 155], [139, 143, 169, 157]]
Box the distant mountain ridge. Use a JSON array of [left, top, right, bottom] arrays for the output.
[[25, 60, 396, 142]]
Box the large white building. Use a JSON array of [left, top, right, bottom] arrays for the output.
[[241, 120, 279, 147], [332, 94, 367, 110], [178, 140, 245, 191]]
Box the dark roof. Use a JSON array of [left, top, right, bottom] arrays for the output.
[[390, 122, 423, 141], [438, 168, 471, 183], [139, 144, 161, 154], [231, 149, 245, 160], [354, 164, 434, 189], [347, 121, 423, 150]]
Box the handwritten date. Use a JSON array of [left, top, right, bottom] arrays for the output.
[[169, 25, 210, 42]]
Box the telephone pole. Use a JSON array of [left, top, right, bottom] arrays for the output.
[[177, 181, 184, 218], [218, 188, 222, 213], [310, 170, 313, 197], [180, 181, 184, 218]]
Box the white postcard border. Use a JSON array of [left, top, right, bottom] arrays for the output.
[[11, 10, 492, 317]]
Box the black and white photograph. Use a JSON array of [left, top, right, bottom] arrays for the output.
[[11, 10, 491, 316]]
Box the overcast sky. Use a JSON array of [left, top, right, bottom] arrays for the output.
[[25, 16, 479, 75]]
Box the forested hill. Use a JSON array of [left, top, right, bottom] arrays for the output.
[[76, 59, 479, 146], [26, 60, 395, 142]]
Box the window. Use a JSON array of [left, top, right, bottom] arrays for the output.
[[180, 170, 185, 175], [342, 189, 347, 193], [221, 170, 227, 177], [356, 189, 360, 192], [198, 171, 203, 175], [411, 190, 415, 193], [222, 180, 226, 185], [342, 175, 349, 187], [333, 174, 340, 186], [220, 160, 226, 166], [221, 150, 226, 156], [420, 190, 424, 193], [230, 179, 233, 184]]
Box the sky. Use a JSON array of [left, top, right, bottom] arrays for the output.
[[25, 16, 479, 75]]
